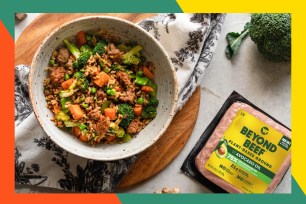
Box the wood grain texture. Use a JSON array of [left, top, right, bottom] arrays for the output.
[[15, 13, 200, 188], [15, 13, 155, 65]]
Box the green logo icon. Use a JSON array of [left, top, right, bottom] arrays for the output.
[[261, 127, 269, 135]]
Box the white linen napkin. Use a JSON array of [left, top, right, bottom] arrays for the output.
[[15, 13, 225, 192]]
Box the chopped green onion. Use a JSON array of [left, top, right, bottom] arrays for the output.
[[78, 123, 87, 131]]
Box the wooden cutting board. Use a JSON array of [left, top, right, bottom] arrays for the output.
[[15, 13, 201, 189]]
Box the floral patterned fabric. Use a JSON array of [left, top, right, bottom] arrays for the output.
[[15, 13, 225, 192]]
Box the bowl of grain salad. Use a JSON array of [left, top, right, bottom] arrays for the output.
[[29, 16, 178, 161]]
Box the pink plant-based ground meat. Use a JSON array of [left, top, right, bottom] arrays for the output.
[[195, 102, 291, 193]]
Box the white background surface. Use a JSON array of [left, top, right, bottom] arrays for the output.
[[15, 13, 291, 193]]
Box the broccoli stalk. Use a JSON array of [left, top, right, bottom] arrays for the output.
[[118, 104, 134, 128], [122, 45, 142, 65], [64, 39, 92, 69], [64, 39, 80, 59]]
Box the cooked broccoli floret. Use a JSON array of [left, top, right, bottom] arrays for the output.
[[93, 41, 107, 56], [58, 73, 89, 97], [77, 77, 89, 93], [73, 71, 83, 78], [141, 106, 157, 119], [109, 125, 125, 138], [64, 39, 80, 59], [73, 51, 92, 69], [148, 97, 159, 107], [249, 13, 291, 62], [122, 45, 142, 65], [108, 115, 125, 138], [60, 98, 73, 113], [73, 71, 89, 93], [55, 111, 70, 121], [118, 104, 134, 128], [111, 63, 126, 72], [80, 44, 93, 53]]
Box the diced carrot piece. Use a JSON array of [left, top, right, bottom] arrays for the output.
[[61, 78, 74, 90], [53, 106, 61, 115], [72, 126, 81, 138], [69, 104, 83, 120], [105, 136, 117, 142], [79, 134, 89, 142], [94, 72, 110, 87], [141, 86, 154, 93], [75, 31, 87, 46], [104, 108, 117, 120], [133, 104, 143, 116], [143, 66, 154, 79]]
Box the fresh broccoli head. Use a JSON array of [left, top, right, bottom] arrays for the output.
[[93, 41, 107, 56], [55, 111, 70, 121], [249, 13, 291, 62], [118, 104, 134, 128], [64, 39, 80, 59], [73, 51, 92, 69], [122, 45, 142, 65], [141, 106, 157, 119]]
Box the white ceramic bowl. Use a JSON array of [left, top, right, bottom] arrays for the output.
[[29, 16, 178, 161]]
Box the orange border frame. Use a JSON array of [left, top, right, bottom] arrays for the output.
[[0, 20, 121, 203]]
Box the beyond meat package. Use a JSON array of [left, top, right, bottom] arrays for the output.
[[181, 91, 291, 193]]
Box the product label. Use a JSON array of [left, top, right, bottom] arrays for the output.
[[204, 109, 291, 193]]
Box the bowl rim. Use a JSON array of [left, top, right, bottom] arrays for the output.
[[29, 15, 178, 161]]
